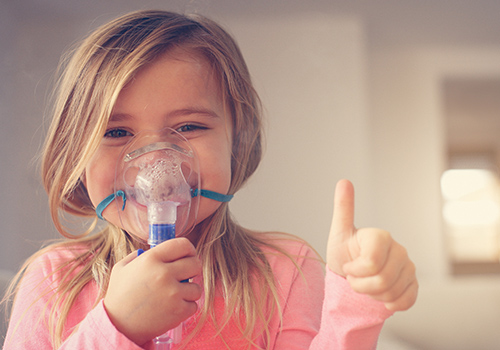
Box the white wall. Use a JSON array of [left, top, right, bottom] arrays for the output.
[[227, 14, 373, 256], [0, 3, 78, 273]]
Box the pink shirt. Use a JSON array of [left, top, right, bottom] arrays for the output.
[[4, 240, 392, 349]]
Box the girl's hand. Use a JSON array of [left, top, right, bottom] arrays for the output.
[[326, 179, 418, 312], [103, 237, 202, 346]]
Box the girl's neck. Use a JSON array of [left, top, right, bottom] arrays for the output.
[[184, 226, 203, 248]]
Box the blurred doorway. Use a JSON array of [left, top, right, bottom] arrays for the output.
[[441, 78, 500, 274]]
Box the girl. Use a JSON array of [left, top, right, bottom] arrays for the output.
[[3, 10, 417, 350]]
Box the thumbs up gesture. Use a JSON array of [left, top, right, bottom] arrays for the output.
[[327, 179, 418, 312]]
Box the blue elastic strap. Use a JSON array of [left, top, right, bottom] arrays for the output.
[[191, 189, 234, 202], [96, 190, 126, 220], [96, 188, 231, 220]]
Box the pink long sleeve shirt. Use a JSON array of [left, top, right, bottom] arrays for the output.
[[4, 240, 393, 349]]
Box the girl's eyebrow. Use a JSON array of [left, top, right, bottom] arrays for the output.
[[109, 108, 222, 122], [167, 107, 222, 119], [108, 113, 132, 122]]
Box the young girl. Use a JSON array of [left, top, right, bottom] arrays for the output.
[[3, 10, 417, 350]]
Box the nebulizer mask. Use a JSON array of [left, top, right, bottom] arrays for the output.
[[95, 127, 233, 348], [96, 127, 233, 242]]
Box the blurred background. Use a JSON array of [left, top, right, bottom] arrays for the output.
[[2, 1, 500, 348]]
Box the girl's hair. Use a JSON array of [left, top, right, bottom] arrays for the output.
[[5, 10, 305, 349]]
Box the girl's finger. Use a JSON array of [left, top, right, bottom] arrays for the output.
[[167, 256, 202, 281], [330, 179, 356, 236], [115, 249, 141, 268], [148, 237, 197, 263], [180, 282, 203, 302], [347, 256, 414, 301], [343, 228, 393, 277], [383, 279, 419, 312]]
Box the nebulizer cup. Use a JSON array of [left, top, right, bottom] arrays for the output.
[[114, 128, 200, 241], [114, 127, 200, 348]]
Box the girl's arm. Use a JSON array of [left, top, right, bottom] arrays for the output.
[[3, 250, 144, 350], [4, 239, 202, 349], [272, 179, 417, 350], [308, 269, 394, 349], [270, 242, 392, 350]]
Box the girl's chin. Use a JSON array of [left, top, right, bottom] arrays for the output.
[[129, 234, 149, 248]]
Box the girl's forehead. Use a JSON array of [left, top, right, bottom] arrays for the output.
[[120, 47, 220, 97], [110, 46, 229, 124], [149, 47, 212, 77], [159, 47, 207, 66]]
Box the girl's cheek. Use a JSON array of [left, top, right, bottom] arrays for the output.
[[85, 152, 116, 208]]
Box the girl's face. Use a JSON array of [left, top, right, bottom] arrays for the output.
[[85, 48, 232, 244]]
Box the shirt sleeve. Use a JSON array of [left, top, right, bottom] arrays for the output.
[[2, 251, 145, 350], [58, 300, 146, 350], [271, 243, 393, 350], [309, 269, 394, 350]]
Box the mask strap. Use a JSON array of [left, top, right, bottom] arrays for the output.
[[191, 189, 234, 202], [95, 188, 232, 220], [96, 190, 126, 220]]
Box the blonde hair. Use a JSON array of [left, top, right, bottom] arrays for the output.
[[4, 10, 309, 349]]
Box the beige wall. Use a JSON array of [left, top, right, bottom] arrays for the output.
[[228, 14, 372, 257]]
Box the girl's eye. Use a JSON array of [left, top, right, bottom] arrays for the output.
[[176, 124, 206, 133], [104, 128, 133, 138]]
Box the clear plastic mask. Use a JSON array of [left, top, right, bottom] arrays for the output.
[[113, 128, 200, 240]]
